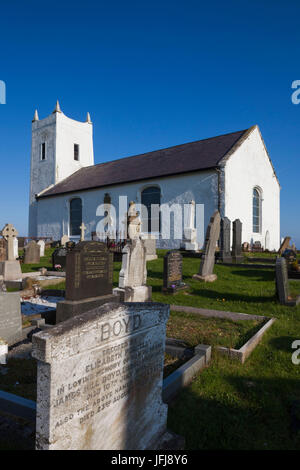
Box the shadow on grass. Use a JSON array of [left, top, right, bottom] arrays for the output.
[[190, 288, 274, 304], [230, 269, 275, 281], [269, 336, 298, 353], [168, 375, 300, 449]]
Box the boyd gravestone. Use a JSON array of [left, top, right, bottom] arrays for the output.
[[193, 210, 220, 282], [56, 241, 119, 323], [32, 302, 172, 450], [162, 251, 188, 294], [114, 238, 151, 302]]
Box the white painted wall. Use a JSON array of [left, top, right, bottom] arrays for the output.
[[28, 109, 94, 236], [223, 126, 280, 251], [36, 170, 218, 249]]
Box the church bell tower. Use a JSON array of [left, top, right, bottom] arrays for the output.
[[28, 101, 94, 236]]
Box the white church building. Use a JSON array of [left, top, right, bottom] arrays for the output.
[[28, 102, 280, 250]]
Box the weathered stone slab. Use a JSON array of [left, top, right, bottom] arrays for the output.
[[193, 210, 220, 282], [276, 257, 300, 306], [24, 241, 40, 264], [32, 302, 170, 450], [231, 219, 243, 263], [279, 236, 291, 255], [0, 292, 22, 345], [220, 217, 232, 263]]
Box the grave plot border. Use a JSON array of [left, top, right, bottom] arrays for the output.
[[163, 341, 211, 403], [170, 305, 275, 364]]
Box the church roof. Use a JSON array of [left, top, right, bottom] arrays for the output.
[[37, 127, 250, 199]]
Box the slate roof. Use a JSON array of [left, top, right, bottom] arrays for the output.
[[37, 128, 250, 199]]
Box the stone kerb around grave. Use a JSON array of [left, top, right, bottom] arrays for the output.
[[32, 302, 170, 450]]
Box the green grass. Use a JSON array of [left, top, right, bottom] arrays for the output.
[[167, 311, 263, 349], [147, 250, 300, 449]]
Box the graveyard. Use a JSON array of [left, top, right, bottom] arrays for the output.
[[0, 234, 300, 449]]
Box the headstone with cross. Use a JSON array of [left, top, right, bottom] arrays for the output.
[[0, 224, 22, 280], [1, 224, 18, 261]]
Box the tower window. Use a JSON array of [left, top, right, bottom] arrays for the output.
[[74, 144, 79, 161], [41, 142, 46, 160]]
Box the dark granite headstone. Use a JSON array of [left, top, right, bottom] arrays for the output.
[[232, 219, 243, 263], [220, 217, 232, 263], [162, 250, 188, 294], [65, 241, 113, 301], [52, 247, 67, 270], [56, 241, 119, 323]]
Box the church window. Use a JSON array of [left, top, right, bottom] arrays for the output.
[[141, 186, 161, 233], [70, 198, 82, 236], [41, 142, 46, 160], [74, 144, 79, 161], [253, 187, 262, 233]]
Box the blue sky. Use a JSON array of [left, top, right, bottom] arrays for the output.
[[0, 0, 299, 243]]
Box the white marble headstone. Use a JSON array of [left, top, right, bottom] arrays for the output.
[[32, 302, 169, 450]]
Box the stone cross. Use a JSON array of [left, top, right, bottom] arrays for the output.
[[1, 224, 18, 261], [79, 223, 86, 241]]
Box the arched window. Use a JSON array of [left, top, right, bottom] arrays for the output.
[[253, 188, 261, 233], [141, 186, 161, 233], [70, 198, 82, 236]]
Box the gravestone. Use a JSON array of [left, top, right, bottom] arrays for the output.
[[0, 292, 22, 345], [52, 247, 67, 270], [231, 219, 243, 263], [0, 224, 22, 280], [162, 250, 188, 294], [60, 234, 69, 246], [0, 238, 7, 262], [275, 257, 300, 306], [242, 242, 250, 252], [13, 237, 18, 259], [279, 237, 291, 255], [220, 217, 232, 263], [37, 240, 45, 257], [181, 200, 198, 251], [142, 235, 158, 261], [24, 240, 40, 264], [32, 302, 178, 450], [114, 238, 151, 302], [193, 210, 220, 282], [56, 241, 119, 323], [252, 241, 263, 252]]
